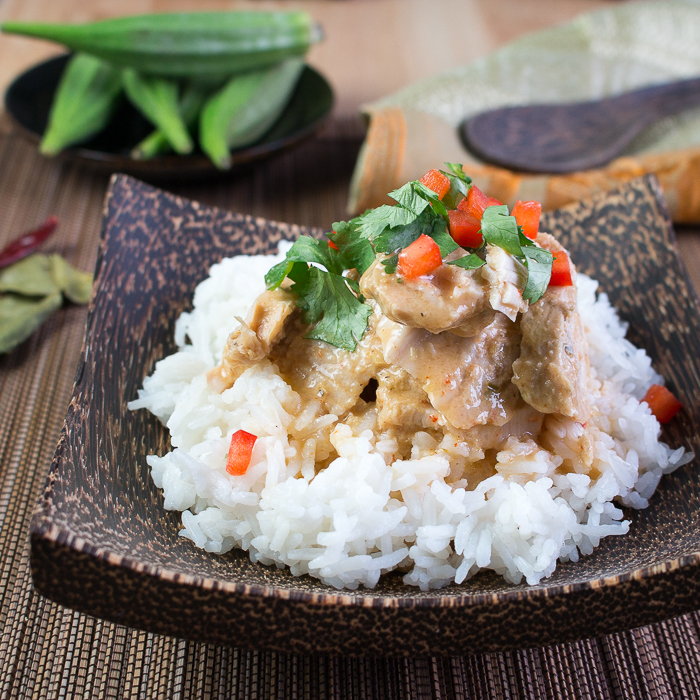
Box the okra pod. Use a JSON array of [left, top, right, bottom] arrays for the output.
[[131, 83, 208, 160], [40, 53, 122, 156], [2, 12, 322, 77], [122, 70, 192, 154], [199, 58, 305, 169]]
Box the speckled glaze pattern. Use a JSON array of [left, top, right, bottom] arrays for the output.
[[30, 174, 700, 657]]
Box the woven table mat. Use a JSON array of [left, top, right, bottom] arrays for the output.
[[1, 118, 700, 700]]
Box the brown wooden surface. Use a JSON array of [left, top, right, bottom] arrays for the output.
[[1, 0, 700, 697]]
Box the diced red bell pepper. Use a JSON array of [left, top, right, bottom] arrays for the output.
[[549, 250, 573, 287], [448, 209, 482, 248], [512, 200, 542, 240], [328, 239, 339, 250], [226, 429, 258, 476], [458, 185, 489, 219], [419, 169, 450, 200], [398, 234, 443, 279], [485, 196, 503, 207], [642, 384, 683, 424]]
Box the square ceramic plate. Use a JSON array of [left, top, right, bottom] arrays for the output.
[[30, 174, 700, 657]]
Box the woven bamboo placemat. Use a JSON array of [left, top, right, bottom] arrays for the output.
[[2, 119, 700, 699]]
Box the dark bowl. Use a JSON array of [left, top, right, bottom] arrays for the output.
[[29, 174, 700, 657], [5, 55, 334, 180]]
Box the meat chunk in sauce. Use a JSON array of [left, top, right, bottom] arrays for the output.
[[377, 312, 521, 431], [360, 253, 496, 336], [360, 244, 529, 337], [210, 288, 296, 391], [214, 227, 590, 462], [511, 234, 590, 421], [269, 310, 387, 417], [376, 366, 439, 431], [482, 245, 529, 321]]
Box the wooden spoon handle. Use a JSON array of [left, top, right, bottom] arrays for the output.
[[614, 76, 700, 118]]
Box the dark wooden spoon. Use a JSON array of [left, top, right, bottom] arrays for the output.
[[460, 77, 700, 173]]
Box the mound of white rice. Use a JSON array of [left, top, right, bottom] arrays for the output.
[[129, 244, 692, 590]]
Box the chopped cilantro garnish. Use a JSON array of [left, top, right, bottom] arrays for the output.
[[356, 203, 417, 240], [447, 253, 486, 270], [374, 210, 452, 256], [480, 206, 553, 303], [330, 219, 375, 276], [265, 236, 344, 290], [387, 180, 432, 214], [265, 163, 554, 350], [265, 236, 370, 351], [439, 163, 471, 210], [521, 243, 553, 302], [411, 182, 449, 217], [381, 253, 399, 274], [481, 206, 522, 256], [288, 263, 372, 351]]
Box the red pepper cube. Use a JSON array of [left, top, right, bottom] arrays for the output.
[[448, 209, 483, 248], [419, 169, 451, 200], [457, 185, 489, 219], [512, 200, 542, 240], [397, 234, 443, 280], [642, 384, 683, 424], [485, 196, 503, 207], [226, 429, 258, 476], [549, 250, 573, 287]]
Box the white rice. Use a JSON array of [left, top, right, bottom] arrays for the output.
[[129, 244, 692, 590]]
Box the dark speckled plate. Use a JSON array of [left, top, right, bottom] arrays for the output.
[[30, 174, 700, 657], [5, 55, 333, 180]]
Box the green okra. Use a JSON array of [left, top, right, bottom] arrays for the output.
[[39, 53, 122, 156], [122, 70, 193, 154], [199, 58, 305, 169], [131, 82, 208, 160], [2, 12, 322, 77]]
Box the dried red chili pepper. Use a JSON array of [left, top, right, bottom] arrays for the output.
[[0, 216, 58, 270]]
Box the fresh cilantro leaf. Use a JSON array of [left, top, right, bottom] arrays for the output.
[[356, 176, 453, 250], [291, 236, 344, 273], [479, 207, 554, 303], [447, 254, 485, 270], [289, 266, 372, 351], [330, 220, 375, 275], [265, 259, 294, 290], [374, 210, 455, 257], [356, 204, 418, 240], [265, 235, 343, 291], [265, 235, 373, 349], [521, 245, 553, 303], [517, 229, 538, 249], [412, 181, 448, 217], [388, 181, 432, 214], [374, 223, 421, 255], [381, 253, 399, 274], [444, 162, 471, 183], [480, 205, 523, 257], [430, 223, 459, 257], [344, 276, 362, 296], [440, 163, 472, 209]]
